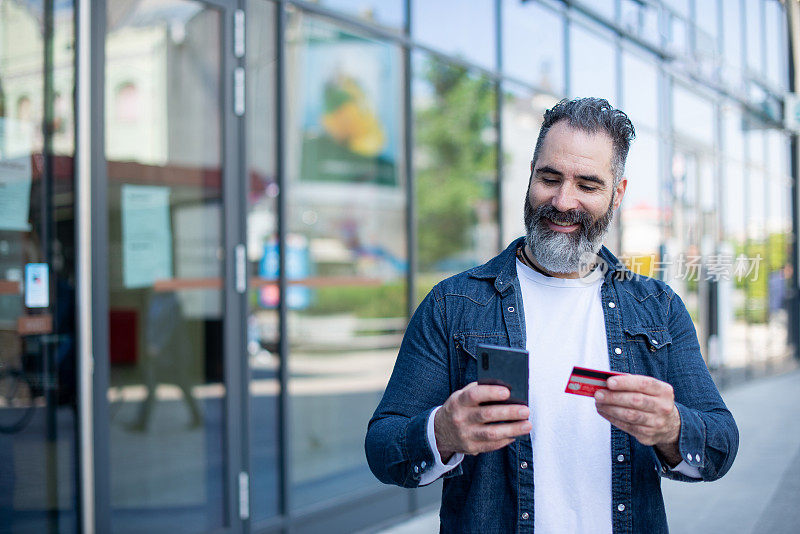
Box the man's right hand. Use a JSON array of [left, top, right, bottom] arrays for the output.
[[434, 382, 532, 461]]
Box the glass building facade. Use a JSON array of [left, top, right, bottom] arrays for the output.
[[0, 0, 797, 532]]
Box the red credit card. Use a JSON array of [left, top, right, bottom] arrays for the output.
[[565, 366, 625, 397]]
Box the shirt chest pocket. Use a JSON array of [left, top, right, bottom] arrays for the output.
[[453, 332, 510, 388], [622, 324, 672, 378]]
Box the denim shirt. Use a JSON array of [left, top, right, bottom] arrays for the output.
[[365, 238, 739, 533]]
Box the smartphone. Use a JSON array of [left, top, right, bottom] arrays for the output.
[[476, 343, 529, 406]]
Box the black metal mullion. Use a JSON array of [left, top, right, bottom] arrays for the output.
[[236, 2, 252, 533], [274, 0, 292, 525], [89, 0, 112, 531], [221, 3, 246, 532]]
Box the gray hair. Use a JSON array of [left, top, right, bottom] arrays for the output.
[[531, 97, 635, 186]]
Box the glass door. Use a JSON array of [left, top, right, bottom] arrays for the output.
[[102, 1, 240, 531], [0, 1, 78, 532]]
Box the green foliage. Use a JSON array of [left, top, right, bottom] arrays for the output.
[[732, 232, 791, 323], [415, 57, 497, 271], [305, 282, 407, 318]]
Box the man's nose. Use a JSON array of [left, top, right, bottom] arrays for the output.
[[551, 183, 579, 212]]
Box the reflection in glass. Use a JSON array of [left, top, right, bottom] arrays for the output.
[[285, 12, 406, 507], [667, 14, 688, 58], [569, 22, 615, 104], [764, 1, 787, 89], [622, 50, 658, 130], [765, 132, 791, 362], [501, 84, 559, 244], [0, 1, 77, 531], [672, 85, 713, 145], [694, 0, 719, 79], [414, 52, 498, 297], [721, 0, 743, 88], [573, 0, 615, 21], [745, 0, 763, 75], [620, 132, 660, 277], [246, 0, 280, 521], [620, 0, 659, 46], [502, 1, 564, 95], [105, 2, 225, 531], [412, 0, 495, 70], [318, 0, 404, 31]]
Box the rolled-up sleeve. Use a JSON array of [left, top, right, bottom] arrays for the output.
[[365, 285, 456, 488]]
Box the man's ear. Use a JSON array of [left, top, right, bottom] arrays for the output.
[[612, 178, 627, 211]]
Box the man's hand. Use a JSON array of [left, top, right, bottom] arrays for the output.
[[434, 382, 531, 461], [594, 374, 682, 466]]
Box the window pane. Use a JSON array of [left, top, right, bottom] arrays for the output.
[[765, 0, 787, 89], [105, 2, 226, 531], [501, 83, 559, 245], [667, 13, 689, 57], [620, 0, 660, 46], [412, 0, 495, 70], [285, 12, 405, 508], [721, 0, 742, 88], [621, 132, 661, 276], [672, 85, 714, 146], [502, 1, 564, 94], [317, 0, 404, 31], [695, 0, 718, 41], [695, 0, 719, 79], [663, 0, 689, 18], [569, 22, 616, 104], [414, 52, 498, 296], [722, 103, 744, 161], [745, 0, 763, 75], [0, 2, 78, 532], [622, 50, 658, 130], [721, 158, 746, 369]]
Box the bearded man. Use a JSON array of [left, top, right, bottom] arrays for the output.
[[365, 98, 738, 533]]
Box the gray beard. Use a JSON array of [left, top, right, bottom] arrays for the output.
[[523, 196, 615, 274]]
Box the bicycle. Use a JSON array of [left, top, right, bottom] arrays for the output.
[[0, 366, 36, 434]]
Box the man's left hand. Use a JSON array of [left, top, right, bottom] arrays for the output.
[[594, 374, 682, 465]]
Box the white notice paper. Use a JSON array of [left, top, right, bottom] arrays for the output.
[[0, 156, 33, 231], [122, 184, 173, 289]]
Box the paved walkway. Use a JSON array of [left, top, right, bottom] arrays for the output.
[[376, 369, 800, 533]]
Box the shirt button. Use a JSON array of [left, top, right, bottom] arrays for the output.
[[608, 302, 616, 308], [614, 347, 622, 355], [651, 339, 658, 345], [617, 454, 625, 462], [508, 306, 515, 312], [521, 512, 529, 520], [520, 461, 528, 469], [686, 453, 692, 462], [695, 454, 700, 463], [421, 461, 427, 468], [413, 465, 419, 473], [617, 504, 625, 512]]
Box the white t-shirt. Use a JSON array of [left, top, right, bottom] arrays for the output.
[[516, 258, 612, 533]]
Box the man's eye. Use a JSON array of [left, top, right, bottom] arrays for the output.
[[542, 178, 559, 184], [579, 185, 598, 192]]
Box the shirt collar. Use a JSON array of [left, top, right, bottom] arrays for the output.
[[469, 236, 627, 291]]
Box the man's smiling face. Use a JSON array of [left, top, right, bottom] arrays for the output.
[[524, 120, 627, 275]]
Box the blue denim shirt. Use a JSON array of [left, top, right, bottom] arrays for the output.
[[366, 238, 738, 533]]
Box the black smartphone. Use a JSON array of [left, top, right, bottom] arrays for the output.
[[476, 343, 529, 406]]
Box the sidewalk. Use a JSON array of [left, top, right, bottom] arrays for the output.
[[376, 369, 800, 533]]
